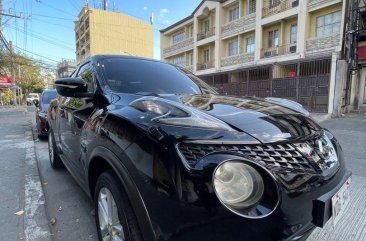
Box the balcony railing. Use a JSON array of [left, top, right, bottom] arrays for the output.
[[261, 43, 297, 58], [306, 34, 340, 53], [197, 27, 215, 41], [162, 37, 194, 58], [308, 0, 334, 9], [197, 60, 215, 71], [221, 52, 255, 67], [221, 13, 256, 38], [262, 0, 299, 18], [184, 65, 193, 72]]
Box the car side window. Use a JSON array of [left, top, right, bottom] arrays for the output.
[[77, 63, 94, 92]]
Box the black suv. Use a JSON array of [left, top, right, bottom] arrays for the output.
[[48, 55, 351, 241]]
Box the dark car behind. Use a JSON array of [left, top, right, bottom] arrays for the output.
[[35, 89, 58, 138]]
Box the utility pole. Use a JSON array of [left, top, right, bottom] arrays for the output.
[[9, 41, 17, 105], [1, 0, 24, 106]]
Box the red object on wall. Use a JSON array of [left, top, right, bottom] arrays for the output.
[[288, 71, 296, 78], [359, 45, 366, 60], [0, 77, 12, 84]]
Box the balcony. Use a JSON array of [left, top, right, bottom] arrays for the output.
[[262, 0, 299, 18], [306, 34, 340, 53], [308, 0, 338, 9], [197, 27, 215, 41], [197, 60, 215, 71], [162, 37, 194, 58], [221, 52, 255, 67], [221, 13, 256, 39], [184, 65, 193, 72], [261, 43, 297, 58]]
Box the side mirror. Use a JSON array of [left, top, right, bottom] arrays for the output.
[[33, 99, 39, 107], [55, 77, 93, 98]]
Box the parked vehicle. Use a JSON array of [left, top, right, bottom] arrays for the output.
[[34, 89, 58, 138], [26, 93, 39, 106], [48, 55, 351, 241]]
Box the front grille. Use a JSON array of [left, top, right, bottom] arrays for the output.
[[177, 142, 317, 173]]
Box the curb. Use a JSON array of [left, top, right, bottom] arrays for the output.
[[23, 123, 52, 241]]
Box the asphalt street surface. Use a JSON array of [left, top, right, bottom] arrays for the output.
[[1, 106, 365, 241]]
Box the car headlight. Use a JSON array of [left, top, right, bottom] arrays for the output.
[[130, 98, 234, 131], [213, 161, 264, 208]]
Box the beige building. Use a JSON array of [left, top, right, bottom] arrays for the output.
[[57, 59, 77, 78], [75, 7, 153, 62], [160, 0, 347, 113]]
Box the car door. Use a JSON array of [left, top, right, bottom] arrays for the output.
[[59, 63, 96, 183]]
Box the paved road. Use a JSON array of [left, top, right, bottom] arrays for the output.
[[26, 106, 366, 241], [308, 114, 366, 241]]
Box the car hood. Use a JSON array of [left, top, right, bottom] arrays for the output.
[[111, 93, 321, 143]]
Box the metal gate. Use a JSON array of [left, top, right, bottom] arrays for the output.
[[204, 59, 331, 113]]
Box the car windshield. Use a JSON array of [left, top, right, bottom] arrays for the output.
[[29, 94, 38, 98], [98, 58, 216, 95], [42, 91, 58, 104]]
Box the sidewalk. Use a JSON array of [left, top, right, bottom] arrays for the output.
[[0, 107, 51, 241]]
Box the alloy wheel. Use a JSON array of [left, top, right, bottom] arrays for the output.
[[98, 187, 125, 241]]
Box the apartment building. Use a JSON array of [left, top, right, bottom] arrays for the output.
[[75, 7, 153, 62], [56, 59, 77, 78], [160, 0, 347, 113]]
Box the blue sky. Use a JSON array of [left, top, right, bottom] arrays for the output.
[[2, 0, 201, 68]]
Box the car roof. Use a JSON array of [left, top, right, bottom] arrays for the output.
[[82, 54, 164, 66]]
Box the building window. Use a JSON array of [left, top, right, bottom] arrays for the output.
[[269, 0, 280, 8], [246, 36, 255, 53], [172, 55, 185, 67], [229, 39, 239, 56], [203, 20, 210, 33], [316, 11, 341, 37], [248, 0, 256, 14], [203, 48, 210, 63], [189, 53, 193, 65], [172, 31, 185, 44], [268, 29, 279, 47], [290, 24, 297, 44], [190, 26, 194, 37], [229, 6, 240, 22]]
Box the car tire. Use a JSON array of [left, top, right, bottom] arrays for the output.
[[94, 170, 142, 241], [48, 129, 64, 169]]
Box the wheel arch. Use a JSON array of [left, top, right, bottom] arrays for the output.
[[88, 146, 156, 241]]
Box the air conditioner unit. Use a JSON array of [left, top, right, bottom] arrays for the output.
[[292, 0, 299, 7], [264, 51, 273, 58], [289, 45, 297, 53]]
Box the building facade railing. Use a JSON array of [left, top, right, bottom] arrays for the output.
[[197, 27, 216, 41], [221, 13, 256, 38], [306, 34, 340, 52], [262, 0, 299, 18], [308, 0, 334, 9], [261, 43, 297, 58], [221, 52, 255, 67], [197, 60, 215, 70], [162, 37, 194, 58], [184, 65, 193, 72]]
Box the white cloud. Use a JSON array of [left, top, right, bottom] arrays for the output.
[[143, 6, 148, 11], [158, 8, 170, 25], [160, 8, 170, 17]]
